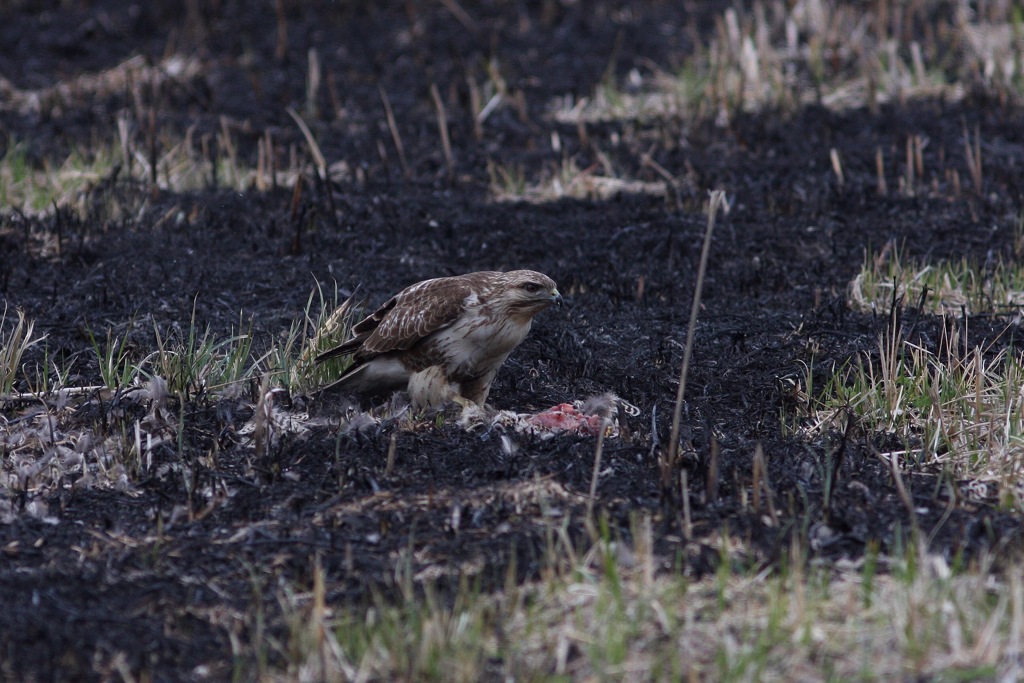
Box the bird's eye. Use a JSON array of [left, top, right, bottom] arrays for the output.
[[522, 282, 542, 293]]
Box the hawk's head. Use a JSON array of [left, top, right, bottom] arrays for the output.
[[495, 270, 562, 316]]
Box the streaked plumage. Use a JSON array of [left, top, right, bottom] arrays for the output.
[[316, 270, 561, 409]]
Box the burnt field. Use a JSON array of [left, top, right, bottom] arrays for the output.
[[3, 1, 1024, 680]]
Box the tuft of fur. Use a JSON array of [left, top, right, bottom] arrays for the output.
[[579, 392, 620, 420]]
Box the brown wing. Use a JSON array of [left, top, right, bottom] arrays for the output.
[[360, 276, 480, 354], [315, 273, 496, 363], [314, 296, 398, 362]]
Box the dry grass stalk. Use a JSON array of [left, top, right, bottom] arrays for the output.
[[706, 434, 720, 504], [964, 122, 983, 192], [274, 0, 288, 62], [752, 443, 778, 525], [286, 107, 326, 176], [586, 418, 609, 523], [217, 116, 240, 185], [885, 448, 921, 538], [467, 76, 484, 140], [378, 85, 411, 178], [913, 134, 925, 179], [326, 70, 343, 121], [430, 82, 455, 180], [876, 146, 888, 195], [830, 147, 844, 190], [306, 48, 321, 119], [256, 136, 267, 192], [903, 135, 915, 196], [0, 307, 42, 397], [252, 374, 273, 466], [289, 173, 303, 224], [438, 0, 478, 34], [147, 107, 158, 190], [667, 190, 726, 473], [680, 468, 692, 540], [265, 129, 277, 190], [385, 432, 397, 477]]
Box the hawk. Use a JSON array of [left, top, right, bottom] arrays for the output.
[[316, 270, 562, 409]]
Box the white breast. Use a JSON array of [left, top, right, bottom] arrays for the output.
[[433, 309, 532, 379]]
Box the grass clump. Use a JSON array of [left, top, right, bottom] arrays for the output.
[[557, 0, 1024, 126], [0, 138, 121, 213], [0, 306, 42, 396], [245, 515, 1024, 682], [151, 313, 256, 400], [87, 325, 139, 392], [73, 282, 357, 402], [804, 246, 1024, 504], [804, 244, 1024, 505], [488, 157, 667, 204], [262, 281, 357, 394], [849, 245, 1024, 316], [0, 125, 271, 217], [807, 320, 1024, 503], [0, 286, 359, 522]]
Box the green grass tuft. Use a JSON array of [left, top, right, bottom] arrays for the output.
[[0, 305, 43, 396]]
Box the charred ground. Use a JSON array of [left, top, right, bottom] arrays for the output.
[[3, 0, 1024, 680]]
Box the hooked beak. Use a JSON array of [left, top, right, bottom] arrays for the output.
[[551, 288, 563, 307]]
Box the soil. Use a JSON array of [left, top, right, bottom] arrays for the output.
[[3, 1, 1024, 680]]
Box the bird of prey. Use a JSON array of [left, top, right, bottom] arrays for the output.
[[316, 270, 561, 409]]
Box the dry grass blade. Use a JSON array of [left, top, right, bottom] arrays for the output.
[[252, 374, 273, 467], [286, 106, 326, 175], [438, 0, 478, 34], [830, 147, 844, 190]]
